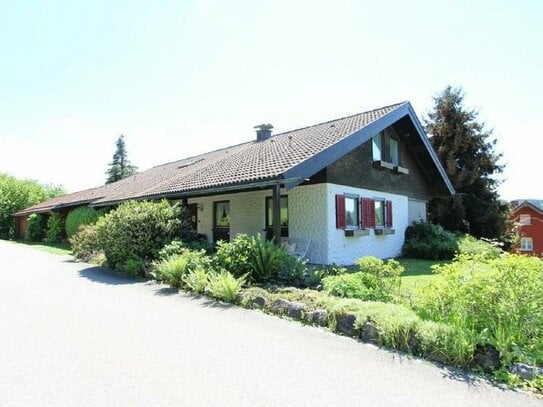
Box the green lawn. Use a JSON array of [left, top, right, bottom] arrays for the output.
[[10, 240, 72, 256], [396, 258, 450, 294]]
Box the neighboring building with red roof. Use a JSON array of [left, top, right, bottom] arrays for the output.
[[13, 102, 454, 264], [510, 199, 543, 256]]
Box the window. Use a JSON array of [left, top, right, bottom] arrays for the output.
[[374, 200, 385, 227], [372, 131, 400, 165], [345, 195, 359, 228], [336, 195, 393, 230], [519, 214, 531, 225], [265, 196, 288, 236], [520, 237, 533, 251], [214, 201, 230, 228]]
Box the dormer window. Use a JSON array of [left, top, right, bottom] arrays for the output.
[[372, 131, 399, 165]]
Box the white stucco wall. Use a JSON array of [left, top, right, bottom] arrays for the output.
[[326, 183, 409, 264], [187, 182, 408, 265]]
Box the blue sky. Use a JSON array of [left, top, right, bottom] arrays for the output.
[[1, 0, 541, 200]]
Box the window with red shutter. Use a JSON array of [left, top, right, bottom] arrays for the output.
[[336, 194, 346, 229], [360, 198, 375, 228]]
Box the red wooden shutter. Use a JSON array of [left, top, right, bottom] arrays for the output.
[[385, 200, 393, 228], [361, 198, 375, 228], [336, 194, 346, 229]]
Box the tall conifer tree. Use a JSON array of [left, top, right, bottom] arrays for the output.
[[105, 135, 138, 184], [425, 86, 507, 239]]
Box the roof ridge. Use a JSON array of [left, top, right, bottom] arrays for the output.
[[272, 101, 408, 138]]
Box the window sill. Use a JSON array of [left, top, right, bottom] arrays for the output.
[[344, 229, 370, 237], [374, 228, 395, 236], [372, 160, 409, 175]]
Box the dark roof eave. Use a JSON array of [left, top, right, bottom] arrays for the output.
[[89, 176, 306, 207]]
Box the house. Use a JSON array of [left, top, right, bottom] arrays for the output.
[[14, 102, 454, 264], [509, 199, 543, 256]]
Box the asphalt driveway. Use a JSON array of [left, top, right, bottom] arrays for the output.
[[0, 240, 541, 406]]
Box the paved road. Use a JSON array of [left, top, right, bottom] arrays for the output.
[[0, 240, 541, 406]]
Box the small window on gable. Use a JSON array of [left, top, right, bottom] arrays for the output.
[[520, 237, 533, 251], [372, 131, 400, 166], [372, 133, 382, 161], [519, 214, 531, 225]]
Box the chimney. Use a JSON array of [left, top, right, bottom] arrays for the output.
[[254, 123, 273, 141]]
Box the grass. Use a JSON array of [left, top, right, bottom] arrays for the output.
[[10, 240, 72, 256], [397, 258, 450, 294]]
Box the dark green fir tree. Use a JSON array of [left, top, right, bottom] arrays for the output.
[[425, 86, 508, 239], [105, 135, 138, 184]]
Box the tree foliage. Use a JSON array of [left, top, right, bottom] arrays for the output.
[[105, 135, 138, 184], [425, 86, 507, 239], [0, 173, 65, 239]]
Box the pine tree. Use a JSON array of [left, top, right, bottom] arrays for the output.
[[105, 135, 138, 184], [425, 86, 508, 239]]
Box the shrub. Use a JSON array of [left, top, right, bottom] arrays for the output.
[[45, 212, 64, 242], [403, 221, 458, 260], [70, 224, 102, 262], [123, 257, 145, 277], [95, 200, 195, 272], [206, 271, 246, 303], [413, 254, 543, 365], [277, 255, 308, 286], [214, 234, 255, 278], [457, 234, 501, 259], [215, 234, 290, 283], [323, 257, 403, 302], [158, 237, 214, 260], [249, 234, 289, 282], [182, 268, 211, 293], [65, 206, 106, 238], [25, 213, 45, 241], [151, 249, 211, 288]]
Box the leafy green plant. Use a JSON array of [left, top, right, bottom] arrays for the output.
[[25, 213, 45, 241], [403, 221, 458, 260], [457, 234, 501, 259], [206, 271, 246, 303], [45, 212, 64, 243], [214, 234, 255, 278], [123, 256, 145, 277], [65, 206, 106, 238], [95, 200, 195, 273], [70, 224, 102, 262], [182, 268, 211, 293], [249, 234, 288, 282], [413, 254, 543, 365], [151, 249, 211, 288]]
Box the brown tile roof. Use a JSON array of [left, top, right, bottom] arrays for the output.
[[14, 102, 409, 215]]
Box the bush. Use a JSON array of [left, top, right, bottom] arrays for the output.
[[95, 200, 195, 272], [323, 257, 403, 302], [70, 224, 102, 262], [206, 271, 246, 303], [45, 212, 64, 242], [214, 234, 255, 278], [123, 257, 145, 277], [215, 234, 290, 283], [457, 234, 501, 259], [403, 221, 458, 260], [151, 249, 211, 288], [25, 213, 45, 241], [182, 268, 211, 293], [65, 207, 106, 238], [249, 234, 289, 282], [413, 254, 543, 365]]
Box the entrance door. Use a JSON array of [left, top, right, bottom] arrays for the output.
[[187, 203, 198, 232], [213, 201, 230, 243]]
